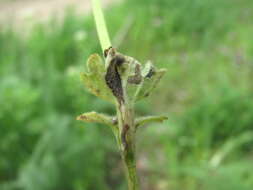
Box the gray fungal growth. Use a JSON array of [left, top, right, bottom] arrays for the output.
[[128, 64, 142, 84], [145, 66, 155, 78], [105, 48, 125, 103]]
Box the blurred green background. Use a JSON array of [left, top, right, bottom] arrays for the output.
[[1, 0, 253, 189]]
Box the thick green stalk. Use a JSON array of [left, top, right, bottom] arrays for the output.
[[124, 152, 139, 190], [116, 86, 139, 190], [91, 1, 140, 189], [91, 0, 111, 51]]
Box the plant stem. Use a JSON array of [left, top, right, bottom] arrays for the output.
[[123, 153, 139, 190], [91, 1, 139, 189], [117, 99, 139, 190], [91, 0, 111, 51]]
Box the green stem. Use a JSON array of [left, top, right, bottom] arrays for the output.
[[91, 1, 139, 188], [123, 153, 139, 190], [117, 100, 139, 190], [91, 0, 111, 51]]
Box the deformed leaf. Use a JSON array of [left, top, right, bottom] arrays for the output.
[[141, 61, 153, 77], [87, 54, 105, 74], [127, 62, 142, 85], [135, 115, 168, 129], [126, 64, 143, 102], [126, 83, 139, 102], [105, 55, 125, 103], [76, 111, 117, 127], [81, 54, 115, 103], [135, 67, 167, 101], [81, 72, 114, 102]]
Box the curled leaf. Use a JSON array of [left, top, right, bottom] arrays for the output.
[[135, 64, 167, 101], [105, 54, 125, 103], [87, 54, 105, 74], [126, 63, 143, 102], [127, 64, 142, 85], [77, 111, 117, 128], [141, 61, 153, 77], [135, 115, 168, 129], [81, 54, 114, 103]]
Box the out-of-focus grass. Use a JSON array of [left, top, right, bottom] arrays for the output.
[[1, 0, 253, 189]]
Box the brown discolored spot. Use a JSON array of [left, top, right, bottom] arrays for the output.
[[105, 52, 126, 103], [104, 46, 112, 58], [121, 124, 130, 149], [111, 54, 125, 66], [146, 67, 155, 78], [127, 64, 142, 84], [80, 115, 87, 120]]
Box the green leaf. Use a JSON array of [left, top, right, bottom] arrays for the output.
[[77, 111, 117, 128], [81, 54, 115, 103], [141, 61, 153, 77], [135, 115, 168, 129], [135, 66, 167, 101], [87, 54, 105, 74], [210, 132, 253, 168]]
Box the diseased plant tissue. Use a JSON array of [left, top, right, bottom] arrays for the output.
[[77, 47, 167, 190]]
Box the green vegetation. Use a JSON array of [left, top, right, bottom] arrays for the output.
[[1, 0, 253, 189], [81, 2, 167, 189]]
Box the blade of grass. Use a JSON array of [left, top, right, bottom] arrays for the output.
[[91, 0, 112, 52]]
